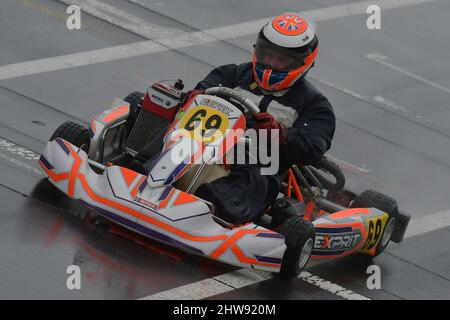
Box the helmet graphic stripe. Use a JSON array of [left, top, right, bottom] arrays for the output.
[[276, 46, 319, 90]]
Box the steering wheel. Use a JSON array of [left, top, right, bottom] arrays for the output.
[[204, 87, 260, 116], [204, 87, 261, 149]]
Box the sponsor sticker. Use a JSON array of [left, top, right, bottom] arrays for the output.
[[313, 227, 363, 255], [135, 197, 158, 210], [200, 98, 234, 117]]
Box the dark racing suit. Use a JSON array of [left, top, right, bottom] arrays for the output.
[[192, 62, 336, 225]]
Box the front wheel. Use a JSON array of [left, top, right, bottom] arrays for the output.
[[50, 121, 90, 152], [277, 216, 315, 279], [351, 189, 399, 257]]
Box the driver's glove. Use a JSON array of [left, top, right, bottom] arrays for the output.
[[253, 112, 288, 145]]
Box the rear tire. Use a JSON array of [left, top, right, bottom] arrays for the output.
[[277, 216, 315, 279], [350, 189, 398, 257], [50, 121, 90, 152]]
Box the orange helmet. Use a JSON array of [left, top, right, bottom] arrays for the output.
[[252, 13, 319, 93]]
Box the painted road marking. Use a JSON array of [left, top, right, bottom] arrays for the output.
[[404, 209, 450, 239], [0, 0, 442, 81], [298, 271, 370, 300], [57, 0, 183, 39], [326, 154, 373, 174], [141, 269, 370, 300], [144, 269, 274, 300], [140, 206, 450, 301], [0, 138, 40, 161], [0, 138, 41, 175], [366, 53, 450, 95], [316, 78, 429, 123], [373, 96, 428, 121], [0, 152, 41, 175]]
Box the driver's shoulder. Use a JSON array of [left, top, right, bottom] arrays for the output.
[[287, 78, 322, 99]]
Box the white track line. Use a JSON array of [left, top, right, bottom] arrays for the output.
[[404, 209, 450, 239], [143, 269, 274, 300], [0, 138, 41, 174], [129, 0, 440, 36], [141, 269, 370, 300], [298, 271, 370, 300], [366, 53, 450, 95], [0, 138, 40, 161], [316, 78, 428, 122], [0, 0, 441, 81], [141, 270, 373, 300], [58, 0, 182, 39]]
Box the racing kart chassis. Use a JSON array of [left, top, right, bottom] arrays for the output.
[[38, 81, 410, 278]]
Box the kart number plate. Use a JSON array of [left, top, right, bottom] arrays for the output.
[[361, 213, 389, 252], [179, 105, 230, 143]]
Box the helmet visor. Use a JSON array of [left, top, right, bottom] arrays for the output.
[[254, 38, 307, 72]]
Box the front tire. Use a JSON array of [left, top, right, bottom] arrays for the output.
[[50, 121, 90, 152], [277, 216, 315, 279], [351, 189, 399, 257]]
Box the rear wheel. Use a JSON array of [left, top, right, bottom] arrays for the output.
[[351, 189, 398, 257], [277, 216, 315, 279], [50, 121, 90, 152]]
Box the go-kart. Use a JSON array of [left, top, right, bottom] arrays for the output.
[[38, 80, 410, 279]]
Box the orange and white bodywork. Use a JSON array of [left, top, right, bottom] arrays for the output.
[[311, 208, 390, 259], [39, 91, 394, 273], [39, 94, 287, 272], [38, 137, 390, 270]]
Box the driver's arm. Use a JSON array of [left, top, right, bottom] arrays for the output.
[[279, 93, 336, 173]]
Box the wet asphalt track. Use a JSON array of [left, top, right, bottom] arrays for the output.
[[0, 0, 449, 299]]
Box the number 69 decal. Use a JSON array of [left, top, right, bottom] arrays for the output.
[[179, 106, 229, 143], [362, 214, 388, 251]]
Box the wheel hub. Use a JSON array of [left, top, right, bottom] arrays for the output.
[[381, 218, 396, 247]]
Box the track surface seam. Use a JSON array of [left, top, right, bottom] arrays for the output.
[[0, 84, 88, 125], [384, 251, 450, 282]]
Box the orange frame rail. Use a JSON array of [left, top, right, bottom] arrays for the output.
[[285, 168, 315, 221]]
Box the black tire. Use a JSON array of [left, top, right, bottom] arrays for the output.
[[350, 189, 399, 257], [269, 197, 305, 229], [123, 91, 144, 133], [50, 121, 90, 152], [277, 216, 315, 279]]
